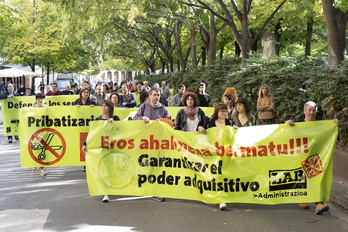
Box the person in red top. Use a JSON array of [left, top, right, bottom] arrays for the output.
[[46, 82, 62, 96]]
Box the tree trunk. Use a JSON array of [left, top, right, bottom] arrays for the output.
[[46, 63, 50, 85], [201, 46, 206, 66], [190, 28, 198, 69], [28, 59, 35, 72], [158, 53, 166, 73], [166, 55, 174, 73], [234, 41, 241, 57], [207, 15, 217, 65], [219, 46, 224, 59], [174, 21, 185, 71], [142, 58, 155, 74], [322, 0, 348, 65], [274, 18, 283, 56], [250, 30, 257, 53], [305, 16, 314, 56]]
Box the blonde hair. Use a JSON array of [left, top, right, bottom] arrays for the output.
[[258, 84, 272, 98]]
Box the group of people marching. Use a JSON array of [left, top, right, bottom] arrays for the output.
[[0, 79, 337, 215]]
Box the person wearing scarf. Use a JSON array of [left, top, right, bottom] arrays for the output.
[[174, 92, 207, 133]]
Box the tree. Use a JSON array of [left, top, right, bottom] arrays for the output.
[[190, 0, 287, 64], [322, 0, 348, 65], [1, 0, 91, 74]]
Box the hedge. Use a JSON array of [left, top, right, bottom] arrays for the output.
[[136, 56, 348, 149]]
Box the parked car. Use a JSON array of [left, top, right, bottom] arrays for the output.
[[56, 72, 74, 91]]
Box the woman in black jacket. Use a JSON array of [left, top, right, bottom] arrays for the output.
[[72, 87, 96, 106], [174, 92, 206, 133]]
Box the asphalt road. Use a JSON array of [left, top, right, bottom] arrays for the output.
[[0, 124, 348, 232]]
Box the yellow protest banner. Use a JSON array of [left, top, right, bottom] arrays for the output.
[[86, 120, 337, 204], [18, 105, 217, 166], [2, 95, 77, 135], [3, 92, 213, 135], [18, 105, 201, 166], [19, 106, 101, 167]]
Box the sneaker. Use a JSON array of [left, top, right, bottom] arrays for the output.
[[102, 195, 110, 203], [15, 136, 19, 140], [8, 138, 12, 143], [219, 203, 227, 210], [39, 168, 46, 176], [299, 203, 309, 209], [82, 166, 86, 172], [32, 167, 37, 172], [152, 197, 165, 202], [315, 203, 329, 215]]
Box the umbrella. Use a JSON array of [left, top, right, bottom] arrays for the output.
[[0, 67, 40, 77]]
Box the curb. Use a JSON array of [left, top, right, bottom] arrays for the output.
[[330, 180, 348, 212]]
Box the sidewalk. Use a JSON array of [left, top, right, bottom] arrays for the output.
[[331, 179, 348, 212], [0, 107, 347, 212]]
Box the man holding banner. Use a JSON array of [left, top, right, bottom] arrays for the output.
[[0, 83, 19, 143], [133, 87, 170, 201], [286, 101, 339, 215], [133, 87, 169, 124]]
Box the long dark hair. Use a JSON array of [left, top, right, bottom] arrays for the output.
[[235, 97, 251, 116], [102, 100, 114, 119], [224, 94, 235, 108]]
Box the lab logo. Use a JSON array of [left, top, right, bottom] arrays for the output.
[[269, 167, 306, 191]]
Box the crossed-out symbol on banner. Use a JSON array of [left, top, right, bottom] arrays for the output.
[[31, 133, 62, 161], [28, 128, 66, 165]]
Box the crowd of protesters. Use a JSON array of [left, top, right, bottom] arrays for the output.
[[0, 78, 338, 215]]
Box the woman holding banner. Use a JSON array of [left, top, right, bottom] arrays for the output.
[[72, 87, 96, 106], [207, 103, 234, 128], [32, 92, 47, 176], [82, 100, 120, 203], [174, 92, 207, 133], [207, 103, 236, 210], [74, 86, 96, 172]]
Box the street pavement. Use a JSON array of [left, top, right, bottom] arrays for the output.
[[0, 115, 348, 231]]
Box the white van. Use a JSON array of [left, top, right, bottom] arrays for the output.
[[56, 72, 74, 91]]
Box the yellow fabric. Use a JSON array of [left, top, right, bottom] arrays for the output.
[[86, 120, 337, 204], [19, 106, 214, 166]]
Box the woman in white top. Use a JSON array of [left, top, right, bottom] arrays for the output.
[[174, 92, 207, 133], [32, 92, 47, 176]]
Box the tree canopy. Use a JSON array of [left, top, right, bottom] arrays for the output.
[[1, 0, 347, 74]]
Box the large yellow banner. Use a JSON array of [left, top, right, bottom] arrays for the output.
[[86, 120, 337, 204], [19, 106, 100, 166], [19, 106, 213, 167]]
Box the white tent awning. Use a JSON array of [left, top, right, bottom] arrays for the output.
[[0, 68, 40, 77]]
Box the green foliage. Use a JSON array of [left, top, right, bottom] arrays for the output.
[[1, 0, 92, 72], [137, 56, 348, 148]]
